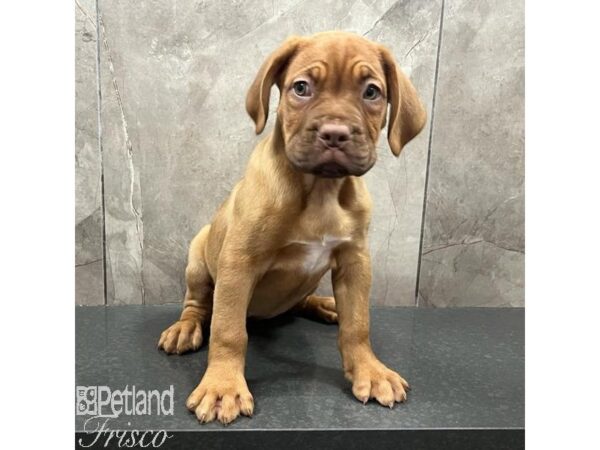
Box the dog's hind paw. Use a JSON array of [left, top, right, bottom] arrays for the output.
[[158, 319, 203, 354], [295, 295, 338, 323]]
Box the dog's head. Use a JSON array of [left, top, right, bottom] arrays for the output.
[[246, 31, 427, 178]]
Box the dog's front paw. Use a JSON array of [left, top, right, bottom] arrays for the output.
[[157, 319, 203, 354], [186, 369, 254, 424], [347, 359, 410, 408]]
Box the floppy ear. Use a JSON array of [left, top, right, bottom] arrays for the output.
[[380, 46, 427, 156], [245, 36, 303, 134]]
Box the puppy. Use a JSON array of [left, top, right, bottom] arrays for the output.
[[158, 31, 427, 424]]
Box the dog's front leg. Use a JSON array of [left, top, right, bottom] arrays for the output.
[[185, 256, 256, 424], [333, 246, 410, 408]]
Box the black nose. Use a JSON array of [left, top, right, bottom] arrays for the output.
[[317, 123, 351, 148]]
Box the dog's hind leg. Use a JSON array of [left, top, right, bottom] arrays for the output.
[[292, 294, 338, 323], [158, 225, 214, 354]]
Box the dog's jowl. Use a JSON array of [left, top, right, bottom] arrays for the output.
[[157, 31, 426, 425]]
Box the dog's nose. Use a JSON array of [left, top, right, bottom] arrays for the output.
[[317, 123, 351, 148]]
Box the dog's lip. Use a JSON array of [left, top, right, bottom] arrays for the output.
[[320, 147, 350, 163], [288, 144, 375, 177], [312, 162, 350, 178], [309, 149, 352, 177]]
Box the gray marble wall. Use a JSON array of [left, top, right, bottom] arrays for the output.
[[417, 0, 525, 307], [75, 0, 524, 307], [76, 0, 104, 305]]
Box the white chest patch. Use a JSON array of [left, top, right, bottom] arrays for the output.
[[290, 235, 352, 273]]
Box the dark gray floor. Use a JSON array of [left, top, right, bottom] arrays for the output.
[[76, 305, 523, 433]]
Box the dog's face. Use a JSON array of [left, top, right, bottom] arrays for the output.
[[246, 32, 427, 178]]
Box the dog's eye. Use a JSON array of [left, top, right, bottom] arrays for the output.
[[363, 84, 381, 100], [293, 81, 312, 97]]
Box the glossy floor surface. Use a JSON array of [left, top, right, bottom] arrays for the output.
[[76, 306, 524, 432]]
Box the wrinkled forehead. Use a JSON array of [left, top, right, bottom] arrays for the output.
[[284, 35, 386, 88]]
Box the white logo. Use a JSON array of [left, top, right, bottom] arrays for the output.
[[76, 385, 174, 418], [76, 386, 98, 416], [76, 385, 175, 448]]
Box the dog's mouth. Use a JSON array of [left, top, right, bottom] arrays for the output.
[[307, 147, 362, 178], [311, 162, 350, 178], [286, 141, 375, 178]]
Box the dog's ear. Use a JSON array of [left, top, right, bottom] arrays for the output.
[[379, 46, 427, 157], [246, 36, 303, 134]]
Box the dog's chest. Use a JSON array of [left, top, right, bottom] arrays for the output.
[[270, 184, 356, 276], [268, 233, 351, 275], [290, 235, 351, 273]]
